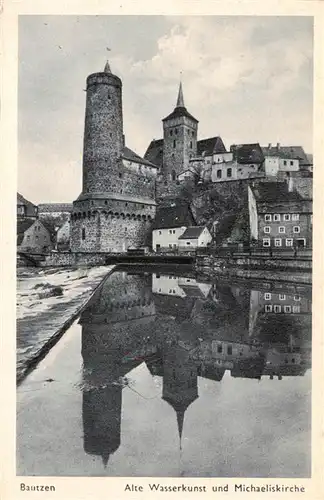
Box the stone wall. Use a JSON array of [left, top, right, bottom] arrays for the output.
[[40, 252, 107, 267], [71, 211, 154, 252], [83, 72, 123, 193], [162, 115, 198, 179]]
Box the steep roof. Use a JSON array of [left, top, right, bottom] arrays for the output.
[[143, 139, 164, 167], [153, 203, 196, 230], [122, 146, 158, 168], [251, 182, 302, 203], [17, 193, 38, 217], [163, 106, 198, 123], [178, 226, 206, 240], [262, 145, 310, 166], [17, 219, 35, 245], [230, 143, 264, 164], [197, 137, 227, 156], [38, 203, 73, 213]]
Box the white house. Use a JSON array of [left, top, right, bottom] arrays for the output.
[[152, 204, 196, 252], [178, 226, 212, 251]]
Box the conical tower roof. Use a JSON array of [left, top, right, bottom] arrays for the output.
[[163, 82, 198, 123], [176, 81, 185, 108]]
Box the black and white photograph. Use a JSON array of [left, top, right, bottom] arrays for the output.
[[6, 6, 320, 487]]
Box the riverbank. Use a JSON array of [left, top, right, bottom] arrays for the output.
[[17, 265, 115, 383]]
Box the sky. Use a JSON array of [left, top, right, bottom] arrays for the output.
[[18, 15, 313, 204]]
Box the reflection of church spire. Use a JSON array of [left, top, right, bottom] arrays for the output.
[[176, 409, 185, 450]]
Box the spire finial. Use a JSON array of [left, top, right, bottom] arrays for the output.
[[104, 60, 112, 73], [176, 80, 185, 108], [176, 409, 185, 450]]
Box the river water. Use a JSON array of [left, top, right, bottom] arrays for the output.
[[17, 266, 311, 477]]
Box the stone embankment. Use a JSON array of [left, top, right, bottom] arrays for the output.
[[17, 265, 115, 383]]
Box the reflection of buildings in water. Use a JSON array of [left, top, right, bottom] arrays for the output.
[[152, 274, 212, 299], [162, 343, 198, 446], [80, 271, 312, 466]]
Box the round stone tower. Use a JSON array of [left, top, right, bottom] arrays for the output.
[[82, 61, 124, 193]]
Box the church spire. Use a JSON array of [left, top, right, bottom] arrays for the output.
[[104, 60, 112, 73], [176, 81, 185, 108]]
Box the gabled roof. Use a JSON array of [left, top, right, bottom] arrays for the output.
[[17, 219, 35, 245], [230, 143, 264, 164], [262, 145, 310, 166], [143, 139, 164, 167], [38, 203, 73, 213], [251, 182, 302, 203], [17, 193, 38, 216], [153, 203, 195, 230], [178, 226, 207, 240], [122, 146, 158, 168], [197, 137, 227, 156]]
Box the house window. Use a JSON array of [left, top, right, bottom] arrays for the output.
[[82, 228, 86, 240], [169, 230, 172, 234], [279, 294, 286, 301], [192, 131, 194, 137], [290, 160, 294, 166], [170, 130, 173, 136], [264, 226, 271, 233], [264, 293, 271, 300], [284, 306, 291, 313], [264, 214, 272, 222], [158, 231, 162, 235], [274, 305, 281, 313], [286, 238, 293, 246], [227, 168, 232, 178], [283, 160, 287, 166], [35, 236, 39, 240], [227, 345, 233, 355], [294, 296, 301, 301], [292, 214, 299, 221], [293, 305, 300, 313], [186, 242, 191, 245], [217, 344, 222, 353], [273, 214, 280, 222], [217, 169, 222, 179], [190, 141, 193, 149], [275, 238, 282, 247], [265, 305, 272, 312], [263, 238, 270, 247], [293, 226, 300, 233], [284, 214, 291, 221], [279, 226, 285, 233], [175, 128, 178, 135], [173, 140, 176, 148]]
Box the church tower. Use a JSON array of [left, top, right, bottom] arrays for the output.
[[162, 82, 198, 180], [70, 61, 156, 253]]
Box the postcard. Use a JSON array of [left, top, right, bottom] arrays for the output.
[[1, 1, 323, 499]]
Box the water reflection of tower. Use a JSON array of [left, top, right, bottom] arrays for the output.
[[162, 344, 198, 447], [80, 271, 155, 467]]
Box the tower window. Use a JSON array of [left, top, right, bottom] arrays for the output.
[[82, 228, 86, 240], [217, 169, 222, 179], [170, 130, 173, 136], [227, 168, 232, 178], [173, 140, 176, 148], [175, 128, 178, 135], [172, 170, 176, 181], [187, 129, 190, 135], [192, 131, 194, 137], [119, 172, 122, 178], [190, 141, 192, 149]]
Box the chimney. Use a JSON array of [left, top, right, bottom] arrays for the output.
[[268, 143, 271, 149], [276, 142, 280, 151], [288, 175, 294, 193]]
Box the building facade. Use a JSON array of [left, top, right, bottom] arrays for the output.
[[17, 193, 37, 219], [17, 219, 54, 252], [249, 182, 313, 248], [71, 62, 157, 253]]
